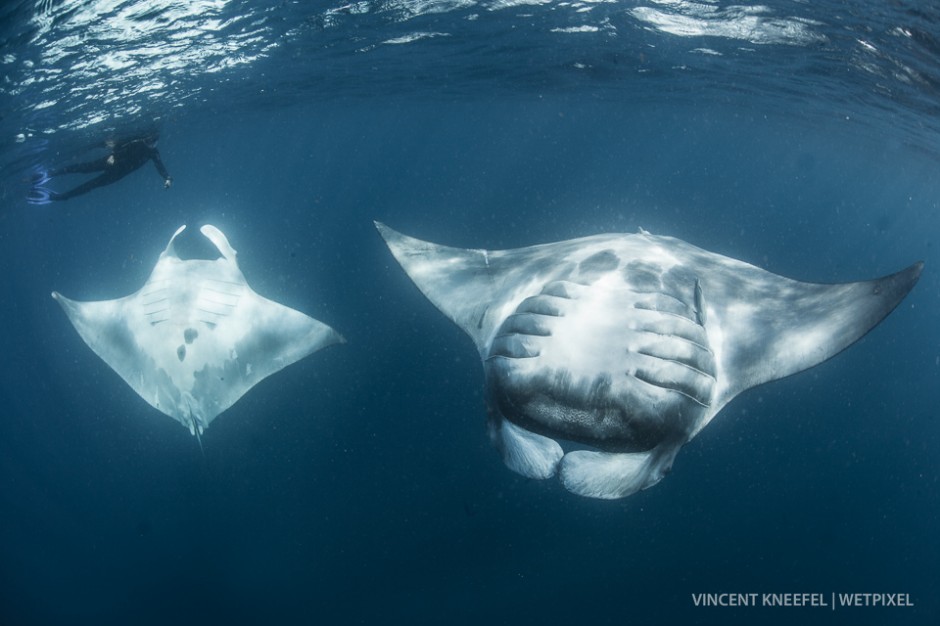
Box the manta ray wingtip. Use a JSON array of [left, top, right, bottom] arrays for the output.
[[50, 289, 77, 314], [879, 260, 924, 301], [900, 261, 924, 290], [373, 220, 402, 242], [373, 221, 431, 266], [50, 291, 73, 307]]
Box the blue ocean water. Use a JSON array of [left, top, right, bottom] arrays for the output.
[[1, 1, 938, 624]]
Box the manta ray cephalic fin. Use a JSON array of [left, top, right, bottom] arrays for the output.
[[488, 417, 563, 480]]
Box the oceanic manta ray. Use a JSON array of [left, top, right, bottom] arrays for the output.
[[376, 222, 922, 500], [53, 225, 344, 439]]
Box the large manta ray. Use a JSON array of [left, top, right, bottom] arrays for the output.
[[376, 222, 922, 500], [53, 225, 344, 440]]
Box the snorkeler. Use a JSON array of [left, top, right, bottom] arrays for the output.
[[28, 133, 172, 204]]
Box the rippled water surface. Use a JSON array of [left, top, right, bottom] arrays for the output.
[[3, 1, 940, 153]]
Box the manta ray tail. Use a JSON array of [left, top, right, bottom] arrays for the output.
[[194, 426, 205, 458], [187, 411, 205, 458]]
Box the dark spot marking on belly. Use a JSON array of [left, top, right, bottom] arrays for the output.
[[177, 345, 186, 362], [184, 328, 199, 344], [623, 260, 663, 291], [578, 250, 619, 280], [660, 265, 698, 300]]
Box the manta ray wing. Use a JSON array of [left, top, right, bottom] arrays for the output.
[[376, 221, 922, 499], [53, 225, 344, 436], [667, 238, 924, 428]]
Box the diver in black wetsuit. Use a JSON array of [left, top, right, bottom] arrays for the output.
[[28, 133, 172, 204]]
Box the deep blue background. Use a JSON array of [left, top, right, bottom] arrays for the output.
[[0, 96, 937, 625]]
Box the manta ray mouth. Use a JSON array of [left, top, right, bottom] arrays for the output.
[[489, 377, 708, 453], [168, 229, 225, 260]]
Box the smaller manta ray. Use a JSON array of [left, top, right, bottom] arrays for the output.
[[376, 222, 922, 500], [53, 225, 344, 440]]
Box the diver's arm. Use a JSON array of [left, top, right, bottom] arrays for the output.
[[151, 149, 172, 188]]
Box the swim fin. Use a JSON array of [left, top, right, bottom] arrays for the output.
[[26, 186, 60, 205], [30, 170, 50, 186]]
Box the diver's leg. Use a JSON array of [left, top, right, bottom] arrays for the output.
[[53, 171, 120, 201], [51, 157, 111, 176]]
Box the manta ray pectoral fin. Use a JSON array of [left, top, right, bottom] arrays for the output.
[[559, 447, 677, 500], [708, 260, 924, 413], [375, 221, 499, 353], [488, 417, 563, 480]]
